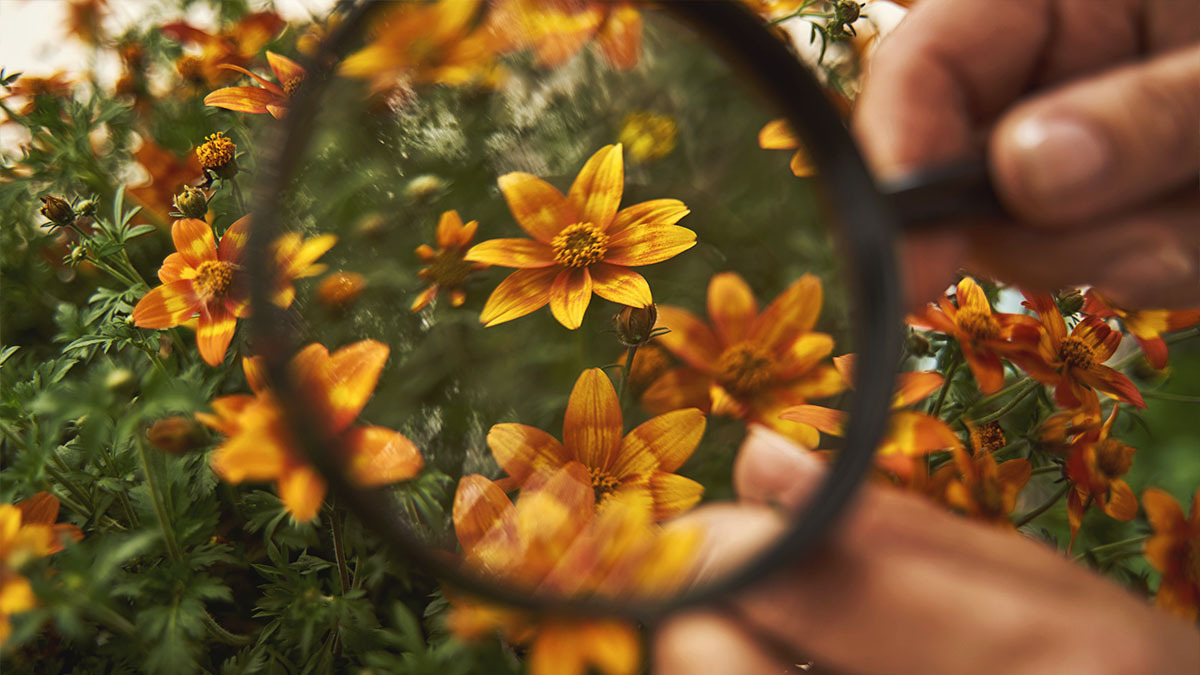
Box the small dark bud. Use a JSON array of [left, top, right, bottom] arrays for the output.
[[836, 1, 862, 23], [146, 416, 206, 455], [905, 333, 931, 357], [40, 195, 75, 225], [614, 304, 659, 347], [174, 186, 208, 219], [1057, 289, 1085, 316]]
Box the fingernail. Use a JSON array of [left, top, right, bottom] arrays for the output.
[[1008, 117, 1112, 202], [1103, 244, 1195, 300]]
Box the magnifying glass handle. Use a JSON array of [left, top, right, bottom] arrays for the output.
[[881, 156, 1007, 231]]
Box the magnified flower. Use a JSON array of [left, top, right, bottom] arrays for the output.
[[1083, 290, 1200, 370], [1061, 404, 1138, 546], [162, 11, 285, 89], [618, 112, 677, 163], [270, 230, 338, 308], [204, 51, 307, 119], [198, 341, 424, 522], [491, 0, 642, 71], [645, 271, 842, 448], [1142, 487, 1200, 621], [466, 144, 695, 329], [0, 493, 82, 645], [412, 210, 487, 312], [939, 422, 1031, 528], [487, 368, 705, 520], [758, 118, 814, 177], [1013, 291, 1145, 409]]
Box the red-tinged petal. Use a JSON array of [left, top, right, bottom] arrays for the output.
[[612, 408, 706, 477], [1142, 488, 1186, 535], [1155, 579, 1199, 621], [1078, 366, 1145, 409], [218, 215, 252, 263], [833, 354, 856, 383], [649, 472, 703, 521], [321, 340, 389, 432], [893, 371, 945, 408], [569, 144, 624, 229], [707, 272, 758, 346], [344, 425, 423, 486], [1072, 315, 1120, 361], [203, 86, 278, 113], [158, 253, 192, 284], [790, 149, 815, 177], [171, 218, 218, 268], [654, 306, 722, 371], [278, 465, 326, 523], [1101, 480, 1138, 521], [1135, 335, 1169, 370], [1066, 488, 1085, 549], [16, 493, 60, 526], [410, 284, 438, 312], [132, 281, 201, 329], [955, 277, 991, 316], [266, 104, 287, 119], [487, 423, 567, 483], [608, 198, 689, 235], [960, 342, 1005, 394], [996, 458, 1032, 493], [562, 368, 624, 473], [883, 412, 960, 456], [641, 368, 712, 416], [777, 332, 835, 380], [750, 273, 822, 354], [549, 268, 593, 330], [464, 238, 556, 268], [197, 304, 237, 367], [529, 6, 604, 68], [1023, 289, 1066, 345], [779, 405, 846, 436], [266, 50, 306, 84], [497, 172, 575, 243], [453, 474, 515, 554], [588, 263, 651, 307], [479, 268, 558, 327], [603, 224, 697, 266], [907, 306, 959, 336], [224, 294, 251, 320], [595, 4, 642, 70], [1082, 290, 1118, 319], [758, 118, 800, 150]]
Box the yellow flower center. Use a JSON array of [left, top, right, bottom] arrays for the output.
[[956, 309, 1001, 341], [552, 223, 609, 268], [193, 260, 234, 298], [588, 466, 621, 505], [197, 132, 236, 170], [715, 342, 777, 398], [283, 76, 304, 97], [1059, 336, 1095, 370], [177, 55, 204, 83], [1093, 438, 1132, 480], [420, 249, 474, 288], [976, 421, 1006, 454]]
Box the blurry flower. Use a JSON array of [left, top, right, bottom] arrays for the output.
[[646, 272, 842, 447], [196, 132, 238, 179], [758, 118, 814, 177], [617, 341, 673, 395], [39, 196, 75, 226], [1, 73, 74, 116], [205, 51, 306, 119], [972, 421, 1006, 454], [316, 271, 367, 311], [0, 493, 82, 645], [173, 186, 208, 220], [405, 174, 447, 203], [161, 12, 285, 89], [1062, 405, 1138, 546], [65, 0, 107, 45], [1083, 290, 1200, 370], [1013, 291, 1145, 409], [466, 144, 695, 329], [340, 0, 508, 94], [618, 112, 677, 163], [1142, 487, 1200, 621], [613, 303, 659, 347], [413, 210, 486, 312], [486, 368, 705, 520], [908, 277, 1039, 394], [198, 341, 424, 522], [146, 416, 206, 455], [491, 0, 643, 70], [270, 231, 338, 308], [940, 422, 1031, 528], [131, 217, 251, 366], [129, 138, 203, 224]]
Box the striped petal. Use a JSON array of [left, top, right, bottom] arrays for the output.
[[204, 85, 279, 114], [218, 215, 253, 263], [604, 224, 697, 266], [344, 425, 424, 486], [278, 465, 326, 523], [569, 144, 624, 229], [465, 238, 556, 268], [549, 268, 593, 330], [612, 408, 706, 477], [479, 268, 558, 327], [487, 423, 567, 483], [648, 472, 704, 521], [956, 277, 991, 316], [654, 305, 721, 371], [707, 272, 758, 346], [132, 280, 201, 329], [172, 218, 217, 268], [453, 474, 516, 554], [158, 253, 192, 284], [608, 198, 689, 235], [197, 303, 238, 366], [750, 273, 822, 354], [562, 368, 624, 473], [758, 118, 800, 150], [322, 340, 389, 433], [497, 172, 575, 243], [266, 50, 306, 84], [588, 263, 651, 307]]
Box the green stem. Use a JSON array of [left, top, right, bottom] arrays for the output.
[[89, 603, 137, 637], [967, 380, 1040, 426], [99, 444, 140, 527], [46, 450, 94, 516], [136, 435, 183, 562], [963, 376, 1034, 417], [1139, 390, 1200, 404], [1013, 483, 1070, 528], [202, 609, 253, 646], [1072, 535, 1147, 562], [230, 180, 248, 215], [1030, 464, 1063, 477], [82, 253, 139, 288], [929, 355, 961, 418], [616, 344, 639, 408], [330, 501, 350, 595]]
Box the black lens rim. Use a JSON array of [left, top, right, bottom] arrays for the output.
[[247, 0, 901, 623]]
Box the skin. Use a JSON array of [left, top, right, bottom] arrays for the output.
[[658, 2, 1200, 670]]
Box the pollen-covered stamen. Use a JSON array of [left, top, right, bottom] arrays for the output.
[[552, 223, 609, 268], [588, 466, 621, 505], [715, 342, 777, 398], [956, 309, 1001, 341], [976, 421, 1007, 454], [1093, 438, 1133, 479], [282, 76, 304, 97], [193, 260, 234, 298], [197, 132, 236, 171], [1059, 336, 1095, 369]]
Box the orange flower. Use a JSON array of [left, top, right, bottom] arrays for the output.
[[1142, 487, 1200, 621], [1013, 291, 1145, 409], [271, 231, 338, 308], [1, 73, 75, 116], [486, 368, 706, 521], [1061, 405, 1138, 546], [782, 354, 958, 476], [132, 218, 252, 366], [198, 341, 424, 522], [412, 210, 486, 312], [64, 0, 107, 45], [645, 271, 843, 447], [316, 271, 367, 311], [935, 421, 1032, 528], [340, 0, 507, 94], [491, 0, 643, 70], [162, 12, 285, 89], [465, 144, 696, 329], [1083, 290, 1200, 370], [757, 118, 814, 177], [204, 51, 306, 119], [128, 138, 202, 224], [0, 493, 83, 645]]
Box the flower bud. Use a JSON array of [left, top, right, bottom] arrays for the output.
[[1057, 289, 1085, 316], [614, 304, 658, 347], [75, 199, 96, 216], [173, 186, 208, 219], [404, 174, 445, 204], [905, 332, 931, 357], [105, 367, 135, 395], [40, 195, 75, 225], [316, 271, 366, 310], [146, 416, 206, 455], [835, 1, 862, 24]]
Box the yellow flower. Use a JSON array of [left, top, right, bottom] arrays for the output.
[[0, 493, 82, 645], [491, 0, 643, 71], [758, 118, 814, 177], [412, 210, 486, 312], [618, 112, 678, 163], [204, 51, 307, 119], [466, 144, 696, 329]]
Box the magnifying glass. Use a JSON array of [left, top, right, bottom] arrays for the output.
[[236, 0, 1001, 662]]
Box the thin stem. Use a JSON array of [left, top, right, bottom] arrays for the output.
[[99, 444, 140, 527], [1139, 390, 1200, 404], [202, 609, 253, 645], [330, 500, 351, 595], [1072, 535, 1147, 562], [46, 449, 94, 517], [231, 180, 248, 215], [963, 376, 1034, 417], [136, 435, 183, 563], [1013, 483, 1070, 528], [929, 355, 961, 418], [1030, 464, 1063, 477], [616, 344, 639, 408], [967, 380, 1040, 426], [89, 603, 137, 637]]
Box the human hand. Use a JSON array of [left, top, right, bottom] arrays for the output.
[[653, 427, 1200, 674], [853, 0, 1199, 309]]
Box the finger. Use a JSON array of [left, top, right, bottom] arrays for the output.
[[990, 44, 1200, 225], [965, 192, 1200, 307], [654, 611, 790, 675], [733, 425, 826, 507], [900, 228, 967, 309]]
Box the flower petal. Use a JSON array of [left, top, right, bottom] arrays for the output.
[[588, 263, 651, 307], [790, 149, 815, 177], [641, 367, 712, 416], [892, 371, 945, 408], [955, 277, 991, 315], [569, 144, 624, 229], [132, 280, 201, 329], [549, 268, 593, 330], [479, 268, 559, 327], [562, 368, 624, 473], [465, 238, 556, 268], [960, 342, 1005, 394], [410, 285, 438, 312], [266, 50, 306, 84], [497, 172, 575, 243], [323, 340, 389, 433], [197, 303, 238, 366], [1077, 365, 1145, 409], [608, 198, 689, 235], [883, 412, 960, 456], [158, 253, 192, 284], [758, 118, 800, 150], [707, 272, 758, 346], [278, 465, 326, 522], [604, 224, 697, 266], [1142, 487, 1186, 535], [453, 474, 515, 554], [210, 425, 288, 483], [217, 215, 253, 263], [750, 273, 822, 354], [344, 425, 424, 486], [648, 472, 704, 521], [612, 408, 706, 477], [171, 218, 218, 268], [595, 4, 642, 70], [487, 423, 567, 483], [1101, 480, 1138, 521], [654, 305, 721, 372], [15, 493, 61, 526], [204, 85, 279, 113], [778, 405, 845, 436], [777, 332, 835, 380]]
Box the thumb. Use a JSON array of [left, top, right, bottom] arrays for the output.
[[733, 425, 825, 508], [989, 43, 1200, 225]]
